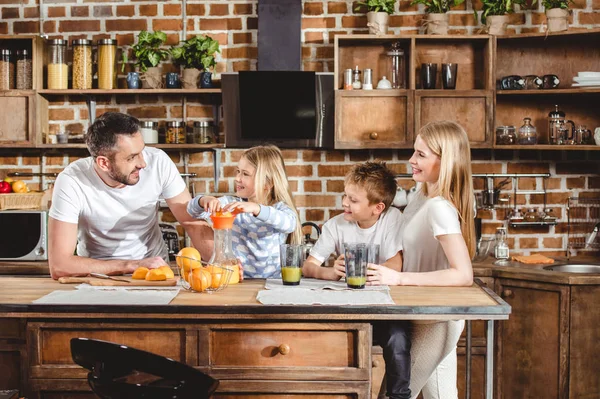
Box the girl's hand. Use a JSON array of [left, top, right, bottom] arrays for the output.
[[223, 201, 261, 217], [332, 254, 346, 278], [201, 196, 222, 213], [367, 263, 402, 286]]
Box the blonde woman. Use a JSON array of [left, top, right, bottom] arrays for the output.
[[187, 145, 302, 278], [368, 121, 475, 399]]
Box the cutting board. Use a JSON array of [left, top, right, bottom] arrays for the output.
[[57, 276, 178, 286]]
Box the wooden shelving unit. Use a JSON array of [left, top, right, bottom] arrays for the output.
[[38, 88, 221, 95]]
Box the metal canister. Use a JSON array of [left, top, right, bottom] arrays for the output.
[[363, 68, 373, 90], [343, 68, 353, 90]]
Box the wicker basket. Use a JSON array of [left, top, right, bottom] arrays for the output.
[[0, 192, 45, 210]]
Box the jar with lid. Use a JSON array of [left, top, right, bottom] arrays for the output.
[[386, 42, 406, 89], [518, 117, 537, 145], [166, 121, 186, 144], [0, 49, 14, 90], [97, 39, 118, 90], [352, 66, 362, 89], [496, 125, 517, 145], [47, 39, 68, 89], [15, 49, 32, 90], [72, 39, 92, 89], [193, 121, 215, 144], [494, 227, 510, 260], [524, 208, 539, 222], [140, 121, 158, 144]]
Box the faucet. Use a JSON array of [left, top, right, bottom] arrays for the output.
[[585, 222, 600, 248]]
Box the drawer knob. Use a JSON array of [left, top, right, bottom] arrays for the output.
[[502, 289, 513, 298], [369, 132, 379, 140], [278, 344, 290, 355]]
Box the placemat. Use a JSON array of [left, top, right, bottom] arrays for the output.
[[33, 285, 180, 305]]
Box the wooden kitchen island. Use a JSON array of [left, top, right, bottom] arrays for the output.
[[0, 277, 509, 399]]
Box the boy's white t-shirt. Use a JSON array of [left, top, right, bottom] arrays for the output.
[[49, 147, 186, 261], [309, 207, 404, 265]]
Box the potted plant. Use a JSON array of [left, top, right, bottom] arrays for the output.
[[171, 35, 221, 89], [542, 0, 572, 32], [127, 30, 169, 89], [474, 0, 531, 35], [354, 0, 396, 35], [409, 0, 465, 34]]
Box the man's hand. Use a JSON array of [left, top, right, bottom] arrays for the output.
[[136, 257, 168, 271]]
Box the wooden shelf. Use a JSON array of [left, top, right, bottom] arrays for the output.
[[36, 143, 224, 150], [497, 88, 600, 95], [415, 89, 492, 96], [335, 89, 409, 97], [38, 88, 222, 95], [494, 144, 600, 150], [509, 221, 558, 227]]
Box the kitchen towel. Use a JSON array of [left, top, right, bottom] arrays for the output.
[[32, 285, 180, 305], [512, 254, 555, 264]]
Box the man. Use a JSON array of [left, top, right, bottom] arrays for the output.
[[48, 112, 212, 279]]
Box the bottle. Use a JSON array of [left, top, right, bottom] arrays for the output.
[[387, 42, 405, 89], [209, 211, 241, 285], [15, 49, 32, 90], [97, 39, 118, 90], [518, 117, 537, 145], [72, 39, 92, 89], [47, 39, 68, 89], [494, 227, 510, 260], [352, 65, 362, 89]]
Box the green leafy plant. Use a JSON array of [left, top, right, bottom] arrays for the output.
[[170, 35, 221, 71], [542, 0, 572, 9], [474, 0, 533, 24], [409, 0, 464, 13], [354, 0, 397, 14], [127, 30, 170, 73]]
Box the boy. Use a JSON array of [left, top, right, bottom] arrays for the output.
[[302, 161, 410, 399]]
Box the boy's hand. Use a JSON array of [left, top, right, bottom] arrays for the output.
[[223, 201, 261, 217], [332, 254, 346, 278]]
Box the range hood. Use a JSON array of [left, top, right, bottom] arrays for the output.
[[257, 0, 302, 71]]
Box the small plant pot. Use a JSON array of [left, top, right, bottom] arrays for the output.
[[426, 13, 449, 35], [142, 66, 163, 89], [486, 15, 509, 35], [200, 71, 213, 88], [181, 68, 200, 89], [546, 8, 569, 32], [366, 11, 389, 35], [126, 72, 141, 89]]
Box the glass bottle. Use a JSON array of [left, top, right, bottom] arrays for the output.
[[494, 227, 510, 260], [72, 39, 92, 89], [208, 212, 241, 285], [352, 65, 362, 89], [547, 105, 565, 145], [518, 117, 537, 145], [97, 39, 118, 90], [387, 42, 405, 89], [0, 49, 14, 90], [193, 121, 215, 144], [47, 39, 68, 89], [15, 49, 32, 90], [166, 121, 185, 144]]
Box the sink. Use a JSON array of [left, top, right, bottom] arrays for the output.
[[543, 264, 600, 273]]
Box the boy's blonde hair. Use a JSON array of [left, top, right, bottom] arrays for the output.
[[419, 121, 475, 259], [241, 145, 302, 245], [344, 161, 397, 210]]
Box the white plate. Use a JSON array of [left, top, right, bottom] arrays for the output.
[[577, 71, 600, 78], [573, 76, 600, 83], [571, 82, 600, 87]]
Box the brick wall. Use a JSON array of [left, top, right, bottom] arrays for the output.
[[1, 0, 600, 257]]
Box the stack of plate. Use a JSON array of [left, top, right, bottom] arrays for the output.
[[572, 71, 600, 87]]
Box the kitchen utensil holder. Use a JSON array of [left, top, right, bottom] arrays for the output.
[[566, 197, 600, 256]]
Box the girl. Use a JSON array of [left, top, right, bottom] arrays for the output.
[[187, 145, 302, 278], [367, 121, 475, 399]]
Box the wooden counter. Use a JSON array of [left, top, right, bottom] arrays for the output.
[[0, 277, 509, 399]]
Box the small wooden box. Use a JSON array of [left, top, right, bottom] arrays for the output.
[[0, 192, 44, 210]]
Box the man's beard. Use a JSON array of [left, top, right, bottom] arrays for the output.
[[108, 164, 140, 186]]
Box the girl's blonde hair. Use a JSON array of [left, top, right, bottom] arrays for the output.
[[242, 145, 302, 245], [419, 121, 475, 259]]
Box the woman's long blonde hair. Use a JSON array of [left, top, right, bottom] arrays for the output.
[[419, 121, 475, 259], [242, 145, 302, 245]]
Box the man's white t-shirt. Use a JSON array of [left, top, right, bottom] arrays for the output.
[[401, 191, 462, 273], [49, 147, 186, 261], [309, 207, 404, 265]]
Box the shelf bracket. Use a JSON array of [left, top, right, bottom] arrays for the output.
[[86, 95, 96, 125]]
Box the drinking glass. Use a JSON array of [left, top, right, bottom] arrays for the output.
[[441, 63, 458, 89], [344, 243, 368, 289], [280, 244, 302, 286], [420, 63, 437, 89]]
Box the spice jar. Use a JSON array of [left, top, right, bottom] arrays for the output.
[[193, 121, 215, 144], [166, 121, 185, 144], [140, 121, 158, 144], [518, 117, 537, 145], [72, 39, 92, 89], [15, 49, 32, 90], [524, 208, 539, 222], [47, 39, 68, 89], [97, 39, 117, 90], [0, 49, 14, 90]]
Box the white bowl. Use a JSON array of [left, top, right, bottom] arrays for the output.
[[578, 71, 600, 78]]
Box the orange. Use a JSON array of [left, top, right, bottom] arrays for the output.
[[145, 268, 167, 281], [11, 180, 28, 194], [132, 267, 149, 280], [206, 265, 224, 289], [176, 247, 202, 274], [190, 268, 212, 292], [158, 265, 175, 279]]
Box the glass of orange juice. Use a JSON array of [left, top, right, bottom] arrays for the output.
[[280, 244, 302, 286]]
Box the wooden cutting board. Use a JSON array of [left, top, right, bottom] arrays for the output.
[[57, 276, 178, 286]]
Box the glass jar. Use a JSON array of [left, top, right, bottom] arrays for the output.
[[352, 65, 362, 89], [494, 227, 510, 260], [0, 49, 14, 90], [166, 121, 185, 144], [524, 208, 539, 222], [15, 49, 32, 90], [72, 39, 92, 89], [518, 117, 537, 145], [387, 42, 406, 89], [97, 39, 117, 90], [47, 39, 68, 89], [495, 125, 517, 145], [140, 121, 158, 144], [193, 121, 215, 144]]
